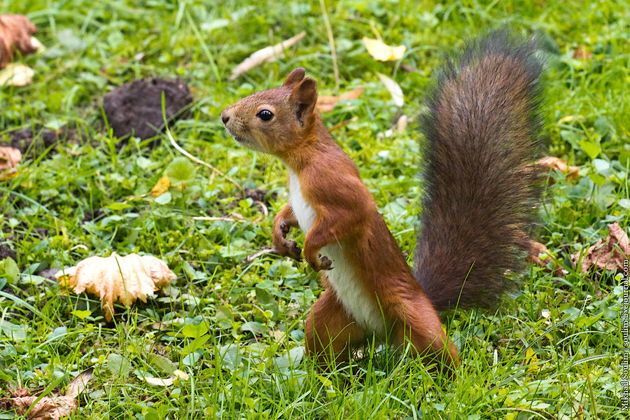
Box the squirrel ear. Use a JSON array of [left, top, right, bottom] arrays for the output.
[[283, 68, 306, 86], [289, 78, 318, 123]]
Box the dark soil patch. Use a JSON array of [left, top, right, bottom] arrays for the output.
[[245, 188, 277, 207], [0, 243, 16, 260], [103, 78, 193, 141], [3, 126, 84, 154], [82, 208, 105, 222]]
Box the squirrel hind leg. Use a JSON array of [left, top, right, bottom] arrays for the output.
[[305, 289, 367, 366]]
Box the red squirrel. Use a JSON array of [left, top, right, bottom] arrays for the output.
[[221, 31, 542, 369]]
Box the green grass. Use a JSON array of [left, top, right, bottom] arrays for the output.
[[1, 0, 628, 418]]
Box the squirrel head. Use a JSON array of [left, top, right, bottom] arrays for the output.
[[221, 68, 319, 155]]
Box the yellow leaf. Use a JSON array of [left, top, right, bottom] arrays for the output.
[[557, 115, 583, 124], [151, 173, 171, 197], [0, 63, 33, 86], [56, 253, 176, 321], [524, 347, 540, 373], [362, 37, 406, 61]]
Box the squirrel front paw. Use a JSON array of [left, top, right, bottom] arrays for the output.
[[280, 221, 292, 236], [272, 239, 302, 261], [307, 254, 333, 272]]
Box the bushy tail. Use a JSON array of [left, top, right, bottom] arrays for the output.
[[414, 30, 543, 311]]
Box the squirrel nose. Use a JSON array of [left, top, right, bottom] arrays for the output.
[[221, 110, 230, 125]]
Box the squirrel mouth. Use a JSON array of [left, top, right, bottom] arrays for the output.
[[233, 135, 248, 144], [225, 127, 247, 144]]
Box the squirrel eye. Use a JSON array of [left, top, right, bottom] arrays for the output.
[[256, 109, 274, 121]]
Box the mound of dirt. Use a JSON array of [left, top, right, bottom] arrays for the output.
[[103, 78, 192, 140]]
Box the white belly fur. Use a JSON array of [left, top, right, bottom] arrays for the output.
[[288, 170, 384, 334]]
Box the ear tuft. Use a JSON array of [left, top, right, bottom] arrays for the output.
[[290, 78, 318, 124], [283, 68, 306, 86], [291, 78, 317, 104]]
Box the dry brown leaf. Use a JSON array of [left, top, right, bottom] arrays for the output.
[[0, 14, 39, 69], [537, 156, 580, 181], [229, 32, 306, 81], [65, 369, 94, 399], [524, 238, 565, 277], [572, 223, 630, 274], [0, 63, 34, 86], [572, 45, 592, 60], [316, 88, 364, 112], [7, 395, 76, 420], [328, 116, 359, 133], [56, 253, 176, 321], [526, 239, 551, 267], [0, 369, 92, 420], [362, 37, 406, 61]]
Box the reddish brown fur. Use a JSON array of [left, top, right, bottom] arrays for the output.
[[0, 15, 38, 68], [221, 31, 543, 371], [222, 69, 458, 369]]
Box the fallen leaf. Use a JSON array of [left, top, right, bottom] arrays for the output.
[[572, 45, 592, 60], [537, 156, 580, 180], [524, 348, 540, 373], [328, 116, 358, 133], [572, 223, 630, 274], [377, 114, 409, 139], [400, 63, 417, 73], [270, 330, 286, 342], [142, 369, 189, 387], [362, 37, 406, 61], [65, 369, 94, 399], [0, 146, 22, 171], [6, 395, 77, 420], [0, 63, 34, 86], [143, 376, 176, 386], [150, 173, 171, 197], [56, 253, 176, 321], [395, 114, 409, 132], [526, 239, 551, 267], [524, 238, 565, 277], [557, 115, 583, 124], [0, 368, 92, 420], [229, 32, 306, 81], [29, 36, 45, 53], [316, 88, 364, 112], [377, 73, 404, 107], [0, 14, 39, 68]]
